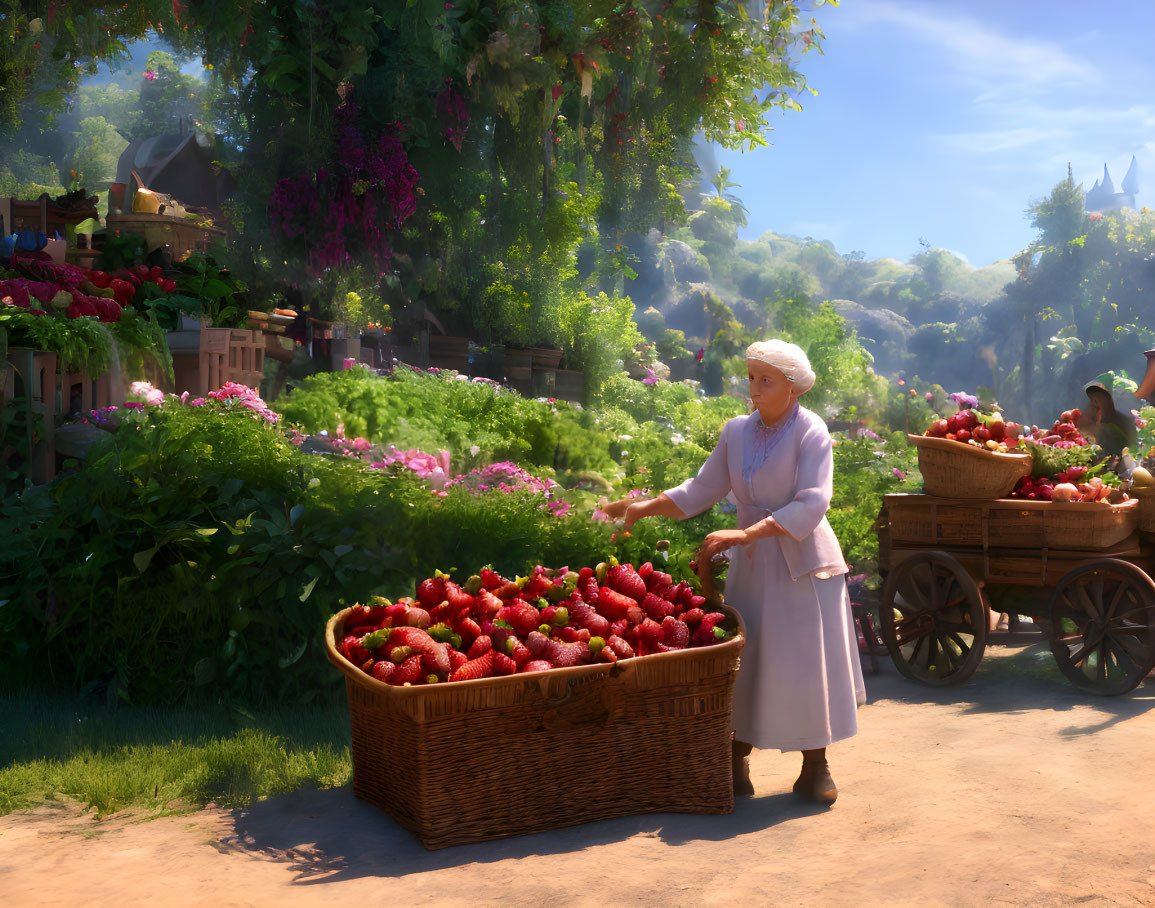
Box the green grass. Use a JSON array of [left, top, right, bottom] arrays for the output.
[[0, 691, 352, 818]]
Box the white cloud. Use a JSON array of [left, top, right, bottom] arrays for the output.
[[838, 1, 1098, 95]]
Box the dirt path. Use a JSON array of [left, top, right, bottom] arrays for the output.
[[3, 639, 1155, 907]]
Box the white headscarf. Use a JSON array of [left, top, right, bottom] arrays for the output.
[[745, 339, 816, 394]]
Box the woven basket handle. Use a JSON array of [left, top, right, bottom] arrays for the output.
[[696, 555, 724, 609]]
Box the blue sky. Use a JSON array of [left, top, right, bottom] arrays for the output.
[[715, 0, 1155, 267]]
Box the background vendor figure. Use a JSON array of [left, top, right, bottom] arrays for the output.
[[602, 339, 865, 806]]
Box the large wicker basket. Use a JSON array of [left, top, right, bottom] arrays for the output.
[[907, 433, 1032, 499], [325, 606, 745, 850]]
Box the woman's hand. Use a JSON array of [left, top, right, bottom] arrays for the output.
[[697, 528, 751, 563], [598, 497, 636, 521], [623, 501, 649, 531]]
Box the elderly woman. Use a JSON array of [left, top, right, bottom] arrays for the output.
[[602, 340, 865, 805]]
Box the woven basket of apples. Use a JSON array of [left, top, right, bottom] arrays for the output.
[[910, 399, 1031, 498], [326, 559, 745, 849]]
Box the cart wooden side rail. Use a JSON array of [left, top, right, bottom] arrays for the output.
[[876, 494, 1155, 695]]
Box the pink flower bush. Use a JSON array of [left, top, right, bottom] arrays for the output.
[[206, 382, 280, 424], [373, 447, 451, 489], [129, 380, 166, 407]]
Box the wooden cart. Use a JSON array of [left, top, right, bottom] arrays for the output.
[[876, 494, 1155, 695]]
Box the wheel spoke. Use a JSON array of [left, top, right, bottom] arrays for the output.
[[946, 631, 973, 658], [1067, 644, 1090, 668], [1090, 578, 1106, 617], [1105, 637, 1139, 675], [1105, 581, 1128, 621], [1108, 631, 1151, 668], [909, 632, 926, 666]]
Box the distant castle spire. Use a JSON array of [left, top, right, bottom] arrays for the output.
[[1100, 164, 1115, 195], [1085, 157, 1138, 213], [1122, 155, 1139, 195]]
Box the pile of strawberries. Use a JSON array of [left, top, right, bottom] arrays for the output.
[[338, 561, 735, 686]]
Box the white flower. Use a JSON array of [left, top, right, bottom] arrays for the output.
[[618, 434, 633, 441], [469, 445, 480, 457], [670, 433, 685, 445]]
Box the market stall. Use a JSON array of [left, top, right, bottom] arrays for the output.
[[873, 400, 1155, 695]]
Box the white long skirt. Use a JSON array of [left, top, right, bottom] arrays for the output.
[[724, 541, 866, 752]]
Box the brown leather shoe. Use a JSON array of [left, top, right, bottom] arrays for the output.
[[793, 759, 838, 806], [732, 740, 755, 797]]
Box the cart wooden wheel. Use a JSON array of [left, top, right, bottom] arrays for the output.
[[1047, 559, 1155, 695], [879, 551, 988, 686]]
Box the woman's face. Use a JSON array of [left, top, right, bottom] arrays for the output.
[[747, 358, 800, 424]]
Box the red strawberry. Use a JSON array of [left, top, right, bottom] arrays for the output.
[[473, 589, 504, 619], [578, 566, 595, 582], [637, 561, 654, 579], [479, 567, 505, 590], [509, 641, 532, 666], [467, 635, 493, 660], [626, 604, 646, 626], [495, 599, 542, 637], [403, 606, 432, 628], [606, 564, 647, 602], [596, 586, 636, 621], [342, 635, 371, 666], [450, 649, 497, 682], [609, 618, 629, 638], [641, 592, 675, 621], [427, 601, 451, 624], [493, 581, 522, 601], [387, 626, 451, 676], [693, 612, 728, 646], [645, 570, 673, 591], [670, 581, 695, 606], [578, 576, 600, 603], [681, 607, 706, 627], [520, 574, 551, 599], [372, 661, 395, 683], [659, 616, 690, 650], [598, 645, 619, 664], [544, 639, 590, 667], [445, 581, 474, 612], [523, 659, 553, 673], [415, 572, 447, 606], [688, 595, 707, 609], [454, 615, 482, 645], [637, 618, 665, 649], [449, 649, 468, 671], [570, 602, 611, 637], [492, 652, 518, 675], [526, 631, 550, 657], [392, 654, 425, 685], [560, 625, 591, 643], [347, 599, 389, 626], [345, 625, 378, 639]]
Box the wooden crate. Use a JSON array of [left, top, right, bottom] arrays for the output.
[[222, 329, 265, 389], [105, 213, 227, 258], [883, 494, 1139, 552]]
